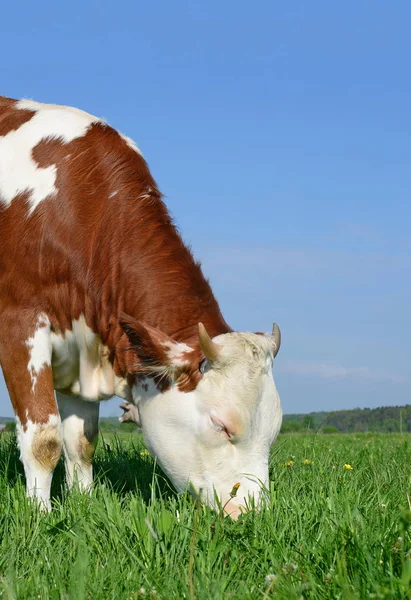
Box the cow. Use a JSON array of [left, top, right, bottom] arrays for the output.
[[0, 96, 282, 518]]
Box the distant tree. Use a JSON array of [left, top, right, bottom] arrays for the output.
[[4, 421, 16, 433], [322, 426, 339, 434], [302, 415, 314, 429], [383, 419, 400, 433], [281, 421, 303, 433]]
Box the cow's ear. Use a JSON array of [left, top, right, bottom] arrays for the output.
[[119, 313, 193, 378], [119, 313, 170, 369]]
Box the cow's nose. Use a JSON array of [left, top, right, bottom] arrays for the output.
[[224, 500, 246, 520]]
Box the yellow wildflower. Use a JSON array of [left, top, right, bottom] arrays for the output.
[[140, 449, 150, 457], [344, 463, 353, 470], [303, 459, 312, 465], [230, 482, 241, 498], [284, 460, 294, 467]]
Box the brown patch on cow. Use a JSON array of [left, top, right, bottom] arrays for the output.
[[0, 106, 35, 136], [0, 96, 35, 135], [77, 433, 97, 465], [32, 424, 62, 471], [0, 96, 15, 109], [175, 348, 203, 392]]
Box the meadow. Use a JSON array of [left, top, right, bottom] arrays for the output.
[[0, 431, 410, 600]]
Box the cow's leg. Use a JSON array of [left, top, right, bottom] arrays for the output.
[[56, 393, 99, 491], [119, 401, 140, 426], [0, 313, 62, 510]]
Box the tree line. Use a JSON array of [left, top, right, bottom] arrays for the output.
[[282, 404, 411, 433], [2, 404, 411, 435]]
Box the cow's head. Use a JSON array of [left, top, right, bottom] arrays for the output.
[[118, 315, 282, 519]]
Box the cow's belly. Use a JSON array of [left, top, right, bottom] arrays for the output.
[[50, 316, 128, 401]]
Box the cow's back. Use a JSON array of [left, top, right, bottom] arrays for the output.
[[0, 96, 157, 332]]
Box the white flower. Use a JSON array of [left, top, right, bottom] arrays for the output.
[[265, 574, 277, 586], [283, 562, 298, 574]]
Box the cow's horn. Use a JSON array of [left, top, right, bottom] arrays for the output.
[[198, 323, 220, 362], [272, 323, 281, 357]]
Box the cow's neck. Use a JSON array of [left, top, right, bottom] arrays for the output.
[[91, 187, 230, 350]]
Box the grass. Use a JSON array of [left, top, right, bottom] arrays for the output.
[[0, 432, 410, 599]]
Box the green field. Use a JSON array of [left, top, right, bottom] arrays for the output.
[[0, 432, 410, 600]]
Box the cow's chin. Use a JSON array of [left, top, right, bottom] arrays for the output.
[[179, 475, 270, 520], [198, 468, 270, 519], [148, 453, 269, 520]]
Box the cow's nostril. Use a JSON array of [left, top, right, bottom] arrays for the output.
[[224, 500, 246, 520]]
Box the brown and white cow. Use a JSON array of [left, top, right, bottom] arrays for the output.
[[0, 96, 282, 517]]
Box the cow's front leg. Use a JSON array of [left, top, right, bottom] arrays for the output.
[[0, 313, 62, 510], [56, 393, 99, 491]]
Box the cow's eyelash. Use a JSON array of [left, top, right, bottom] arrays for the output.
[[211, 415, 232, 440]]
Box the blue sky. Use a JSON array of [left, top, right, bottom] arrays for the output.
[[0, 1, 410, 417]]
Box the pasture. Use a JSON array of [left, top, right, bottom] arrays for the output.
[[0, 431, 410, 600]]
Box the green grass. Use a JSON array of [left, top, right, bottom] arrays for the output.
[[0, 432, 410, 600]]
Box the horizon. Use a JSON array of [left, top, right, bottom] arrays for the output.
[[1, 401, 411, 422], [0, 1, 410, 418]]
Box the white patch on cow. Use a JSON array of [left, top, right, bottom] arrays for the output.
[[108, 190, 118, 198], [50, 326, 80, 392], [0, 100, 100, 213], [114, 375, 131, 400], [161, 340, 192, 367], [132, 331, 282, 518], [71, 316, 113, 399], [50, 315, 126, 401], [119, 132, 143, 156], [26, 314, 52, 392], [16, 413, 61, 511]]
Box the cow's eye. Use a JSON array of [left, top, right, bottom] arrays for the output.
[[199, 358, 208, 374], [210, 415, 232, 441]]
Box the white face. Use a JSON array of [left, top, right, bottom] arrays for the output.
[[131, 332, 282, 518]]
